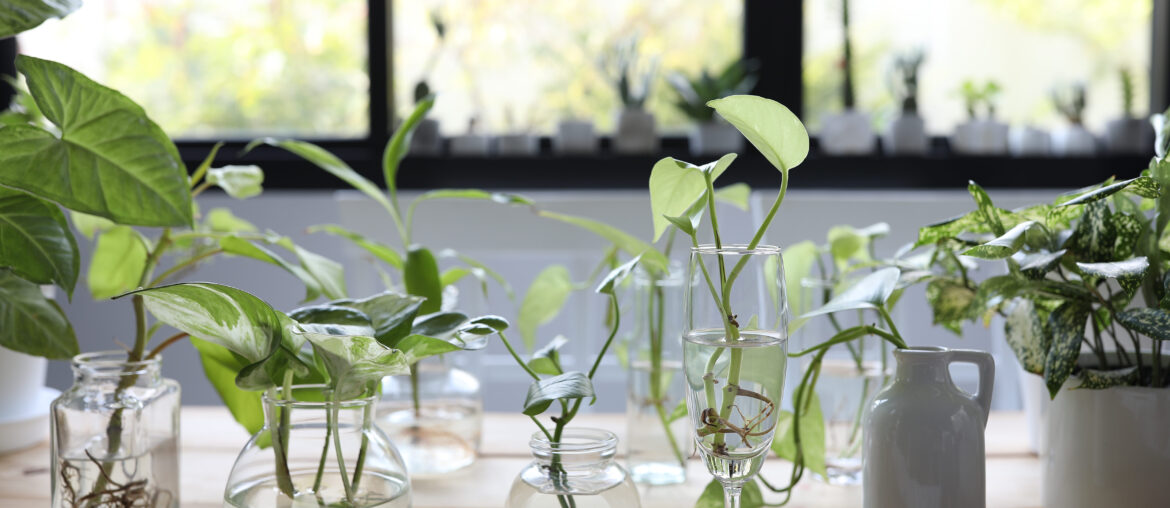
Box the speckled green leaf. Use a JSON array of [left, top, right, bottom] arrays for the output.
[[916, 207, 1014, 247], [1069, 201, 1115, 263], [1016, 250, 1066, 280], [1029, 280, 1095, 302], [969, 181, 1006, 236], [963, 221, 1041, 259], [970, 275, 1026, 315], [1107, 212, 1143, 260], [1076, 366, 1139, 390], [926, 278, 976, 334], [1059, 177, 1161, 208], [1116, 308, 1170, 341], [1004, 299, 1047, 375], [1044, 302, 1090, 398], [1077, 257, 1148, 305]]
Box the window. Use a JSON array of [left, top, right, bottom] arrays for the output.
[[391, 0, 743, 135], [803, 0, 1153, 134], [17, 0, 369, 139]]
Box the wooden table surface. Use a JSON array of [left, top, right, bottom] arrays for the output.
[[0, 408, 1039, 507]]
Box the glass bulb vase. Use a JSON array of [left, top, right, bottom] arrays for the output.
[[684, 245, 788, 508], [51, 351, 181, 508], [506, 428, 641, 508], [377, 356, 483, 476], [223, 384, 411, 507]]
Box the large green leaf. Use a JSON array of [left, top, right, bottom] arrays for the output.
[[206, 165, 264, 199], [0, 269, 77, 359], [518, 264, 574, 350], [648, 156, 734, 241], [309, 224, 402, 270], [537, 210, 669, 273], [528, 335, 569, 376], [0, 187, 78, 295], [802, 267, 900, 318], [69, 210, 114, 240], [771, 389, 827, 478], [707, 95, 809, 172], [522, 371, 595, 416], [132, 282, 290, 363], [714, 182, 751, 211], [333, 292, 425, 348], [963, 221, 1042, 259], [1116, 308, 1170, 341], [254, 138, 395, 216], [87, 226, 148, 300], [403, 245, 443, 314], [392, 334, 463, 364], [191, 338, 264, 435], [0, 0, 79, 39], [1044, 302, 1090, 398], [1004, 299, 1047, 375], [0, 56, 192, 227], [304, 333, 410, 399], [383, 96, 435, 204]]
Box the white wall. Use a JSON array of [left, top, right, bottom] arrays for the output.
[[48, 187, 1063, 413]]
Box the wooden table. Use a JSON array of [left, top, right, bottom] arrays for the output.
[[0, 408, 1039, 507]]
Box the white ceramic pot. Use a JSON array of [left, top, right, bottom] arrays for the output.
[[613, 108, 658, 154], [497, 134, 539, 156], [1104, 117, 1155, 154], [864, 347, 994, 508], [952, 120, 1009, 155], [554, 119, 598, 155], [1051, 125, 1096, 156], [1018, 368, 1049, 455], [819, 110, 876, 155], [1008, 125, 1052, 157], [0, 347, 48, 415], [688, 121, 742, 156], [1043, 381, 1170, 508], [883, 113, 928, 155], [409, 117, 442, 156], [449, 134, 492, 156]]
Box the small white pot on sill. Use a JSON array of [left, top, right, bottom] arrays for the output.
[[0, 285, 59, 454], [1051, 125, 1096, 156], [952, 119, 1009, 155], [689, 120, 742, 156], [1104, 117, 1155, 154], [409, 117, 443, 156], [1043, 370, 1170, 508], [883, 112, 928, 155], [496, 133, 539, 156], [449, 133, 492, 157], [554, 119, 598, 155], [613, 108, 658, 154], [1009, 125, 1052, 157], [819, 109, 876, 155]]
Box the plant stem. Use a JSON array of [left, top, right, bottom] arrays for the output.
[[588, 296, 622, 379], [498, 331, 541, 381], [724, 169, 789, 296], [409, 363, 422, 418], [351, 401, 372, 493], [272, 372, 296, 499], [312, 411, 331, 495], [145, 332, 188, 360], [648, 281, 686, 468], [331, 396, 355, 504]]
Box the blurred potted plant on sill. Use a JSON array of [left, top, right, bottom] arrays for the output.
[[818, 0, 876, 156], [554, 108, 599, 155], [668, 59, 757, 156], [1051, 82, 1096, 156], [1105, 68, 1155, 154], [407, 8, 446, 156], [1009, 123, 1052, 157], [497, 106, 540, 156], [883, 49, 928, 155], [914, 124, 1170, 506], [449, 116, 492, 157], [952, 79, 1009, 155], [601, 35, 660, 155]]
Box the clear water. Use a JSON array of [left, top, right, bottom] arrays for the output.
[[683, 330, 787, 484], [816, 359, 889, 485], [627, 359, 688, 485], [377, 401, 481, 477], [55, 438, 179, 508], [224, 472, 410, 508]]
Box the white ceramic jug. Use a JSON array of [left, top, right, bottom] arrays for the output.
[[863, 347, 994, 508]]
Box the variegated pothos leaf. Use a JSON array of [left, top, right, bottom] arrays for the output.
[[1004, 299, 1047, 375], [1044, 301, 1090, 398]]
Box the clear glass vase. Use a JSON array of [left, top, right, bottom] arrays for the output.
[[797, 278, 892, 485], [224, 384, 411, 507], [506, 428, 641, 508], [623, 264, 692, 485], [684, 245, 788, 508], [376, 356, 482, 476], [51, 351, 181, 508]]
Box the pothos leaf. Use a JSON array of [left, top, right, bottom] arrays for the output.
[[528, 335, 569, 376], [0, 269, 78, 359], [1004, 299, 1047, 375], [304, 333, 410, 399], [596, 255, 641, 295], [968, 181, 1006, 236], [403, 245, 443, 314], [333, 291, 425, 348], [518, 265, 574, 350], [1044, 302, 1090, 398], [802, 267, 900, 318], [926, 278, 976, 335], [708, 95, 809, 172], [522, 371, 595, 416]]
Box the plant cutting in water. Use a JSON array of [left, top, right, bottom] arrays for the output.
[[915, 120, 1170, 394], [958, 79, 1003, 120], [600, 35, 659, 110], [888, 49, 925, 115]]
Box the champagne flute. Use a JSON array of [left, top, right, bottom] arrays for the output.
[[683, 245, 788, 508]]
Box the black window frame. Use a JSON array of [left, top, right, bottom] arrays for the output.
[[3, 0, 1169, 190]]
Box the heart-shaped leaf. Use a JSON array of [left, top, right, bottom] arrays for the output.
[[596, 255, 641, 295], [304, 333, 410, 399], [802, 267, 900, 318], [0, 187, 78, 295], [0, 0, 80, 38], [707, 95, 809, 172], [0, 56, 192, 226], [648, 155, 735, 241], [529, 335, 569, 376], [288, 304, 375, 337], [466, 314, 510, 332], [518, 264, 574, 350], [393, 334, 463, 364], [207, 165, 264, 199], [522, 371, 595, 416], [0, 269, 78, 359], [333, 292, 426, 348]]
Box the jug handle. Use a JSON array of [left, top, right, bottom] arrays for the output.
[[948, 350, 995, 427]]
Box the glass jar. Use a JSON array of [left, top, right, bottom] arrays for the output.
[[377, 355, 482, 477], [797, 277, 892, 485], [224, 384, 411, 507], [623, 264, 692, 485], [51, 351, 181, 508], [506, 428, 641, 508]]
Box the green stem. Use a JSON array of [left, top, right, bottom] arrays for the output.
[[147, 248, 224, 288], [272, 372, 296, 499], [499, 331, 541, 381], [588, 296, 621, 379], [877, 307, 908, 349], [409, 363, 422, 418], [312, 412, 331, 495], [351, 401, 372, 493], [331, 395, 355, 504], [724, 169, 788, 296], [648, 281, 686, 468]]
